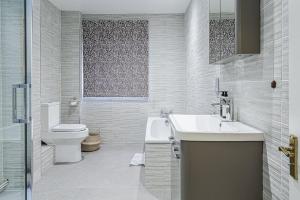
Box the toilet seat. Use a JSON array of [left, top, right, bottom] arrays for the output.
[[48, 129, 89, 140], [52, 124, 87, 132]]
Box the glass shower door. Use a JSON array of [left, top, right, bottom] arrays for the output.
[[0, 0, 31, 199]]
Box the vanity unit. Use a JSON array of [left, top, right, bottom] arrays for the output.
[[169, 115, 264, 200], [209, 0, 261, 64]]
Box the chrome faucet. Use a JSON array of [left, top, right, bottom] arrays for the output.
[[211, 102, 220, 106], [211, 91, 234, 121], [211, 102, 220, 115]]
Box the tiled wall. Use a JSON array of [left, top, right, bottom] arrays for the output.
[[31, 0, 61, 184], [185, 0, 220, 115], [2, 142, 25, 190], [41, 145, 54, 175], [40, 0, 61, 103], [185, 0, 289, 199], [0, 0, 2, 133], [61, 14, 200, 145], [144, 143, 171, 200], [79, 14, 186, 144], [61, 11, 81, 124], [32, 0, 42, 184], [0, 1, 2, 180], [33, 1, 290, 199], [43, 13, 185, 144], [0, 0, 26, 190], [220, 0, 289, 199]]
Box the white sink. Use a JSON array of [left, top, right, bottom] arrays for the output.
[[169, 114, 264, 141]]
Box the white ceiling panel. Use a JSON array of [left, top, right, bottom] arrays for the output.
[[48, 0, 191, 14]]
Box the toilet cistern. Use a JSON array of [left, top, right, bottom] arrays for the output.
[[41, 102, 88, 163]]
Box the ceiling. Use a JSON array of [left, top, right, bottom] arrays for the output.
[[48, 0, 191, 14]]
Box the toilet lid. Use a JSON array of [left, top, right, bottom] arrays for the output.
[[52, 124, 87, 132]]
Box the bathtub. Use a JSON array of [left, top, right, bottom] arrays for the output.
[[144, 117, 172, 200], [145, 117, 171, 144]]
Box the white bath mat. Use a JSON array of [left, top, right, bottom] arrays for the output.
[[129, 153, 145, 166]]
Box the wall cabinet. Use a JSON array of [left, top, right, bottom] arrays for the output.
[[209, 0, 260, 64]]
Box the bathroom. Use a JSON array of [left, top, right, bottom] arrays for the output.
[[0, 0, 299, 199]]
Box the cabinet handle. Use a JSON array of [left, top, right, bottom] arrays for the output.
[[172, 145, 181, 159], [169, 136, 175, 141]]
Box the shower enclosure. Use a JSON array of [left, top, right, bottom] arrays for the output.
[[0, 0, 32, 199]]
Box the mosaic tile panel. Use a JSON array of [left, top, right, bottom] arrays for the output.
[[82, 19, 149, 97]]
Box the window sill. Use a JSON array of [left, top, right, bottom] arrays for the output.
[[82, 97, 149, 103]]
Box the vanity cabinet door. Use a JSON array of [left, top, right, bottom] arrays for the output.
[[180, 141, 263, 200]]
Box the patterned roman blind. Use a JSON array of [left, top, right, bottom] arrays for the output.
[[82, 19, 149, 98]]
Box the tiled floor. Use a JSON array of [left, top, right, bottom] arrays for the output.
[[0, 191, 24, 200], [33, 144, 166, 200]]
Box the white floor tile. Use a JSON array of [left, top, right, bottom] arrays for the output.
[[33, 144, 169, 200]]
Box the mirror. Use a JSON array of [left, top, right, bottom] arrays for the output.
[[209, 0, 221, 64], [220, 0, 236, 60], [209, 0, 260, 64], [210, 0, 236, 63]]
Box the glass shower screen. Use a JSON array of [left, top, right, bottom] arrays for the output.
[[0, 0, 31, 199]]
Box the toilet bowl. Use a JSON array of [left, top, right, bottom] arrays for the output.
[[41, 102, 88, 163]]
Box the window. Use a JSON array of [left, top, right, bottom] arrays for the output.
[[82, 19, 149, 99]]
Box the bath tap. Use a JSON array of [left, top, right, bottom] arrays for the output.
[[160, 109, 173, 118]]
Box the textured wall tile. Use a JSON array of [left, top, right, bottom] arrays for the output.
[[185, 0, 220, 115], [31, 0, 61, 185], [32, 0, 42, 184], [0, 0, 26, 191], [41, 145, 54, 175], [61, 11, 81, 124], [145, 143, 171, 200], [186, 0, 289, 199], [40, 0, 61, 104], [80, 14, 186, 144], [0, 0, 25, 127], [218, 0, 289, 199], [3, 142, 25, 190]]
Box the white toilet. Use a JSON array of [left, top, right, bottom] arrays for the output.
[[41, 102, 88, 163]]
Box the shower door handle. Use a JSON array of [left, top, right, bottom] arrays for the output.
[[12, 83, 31, 124]]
